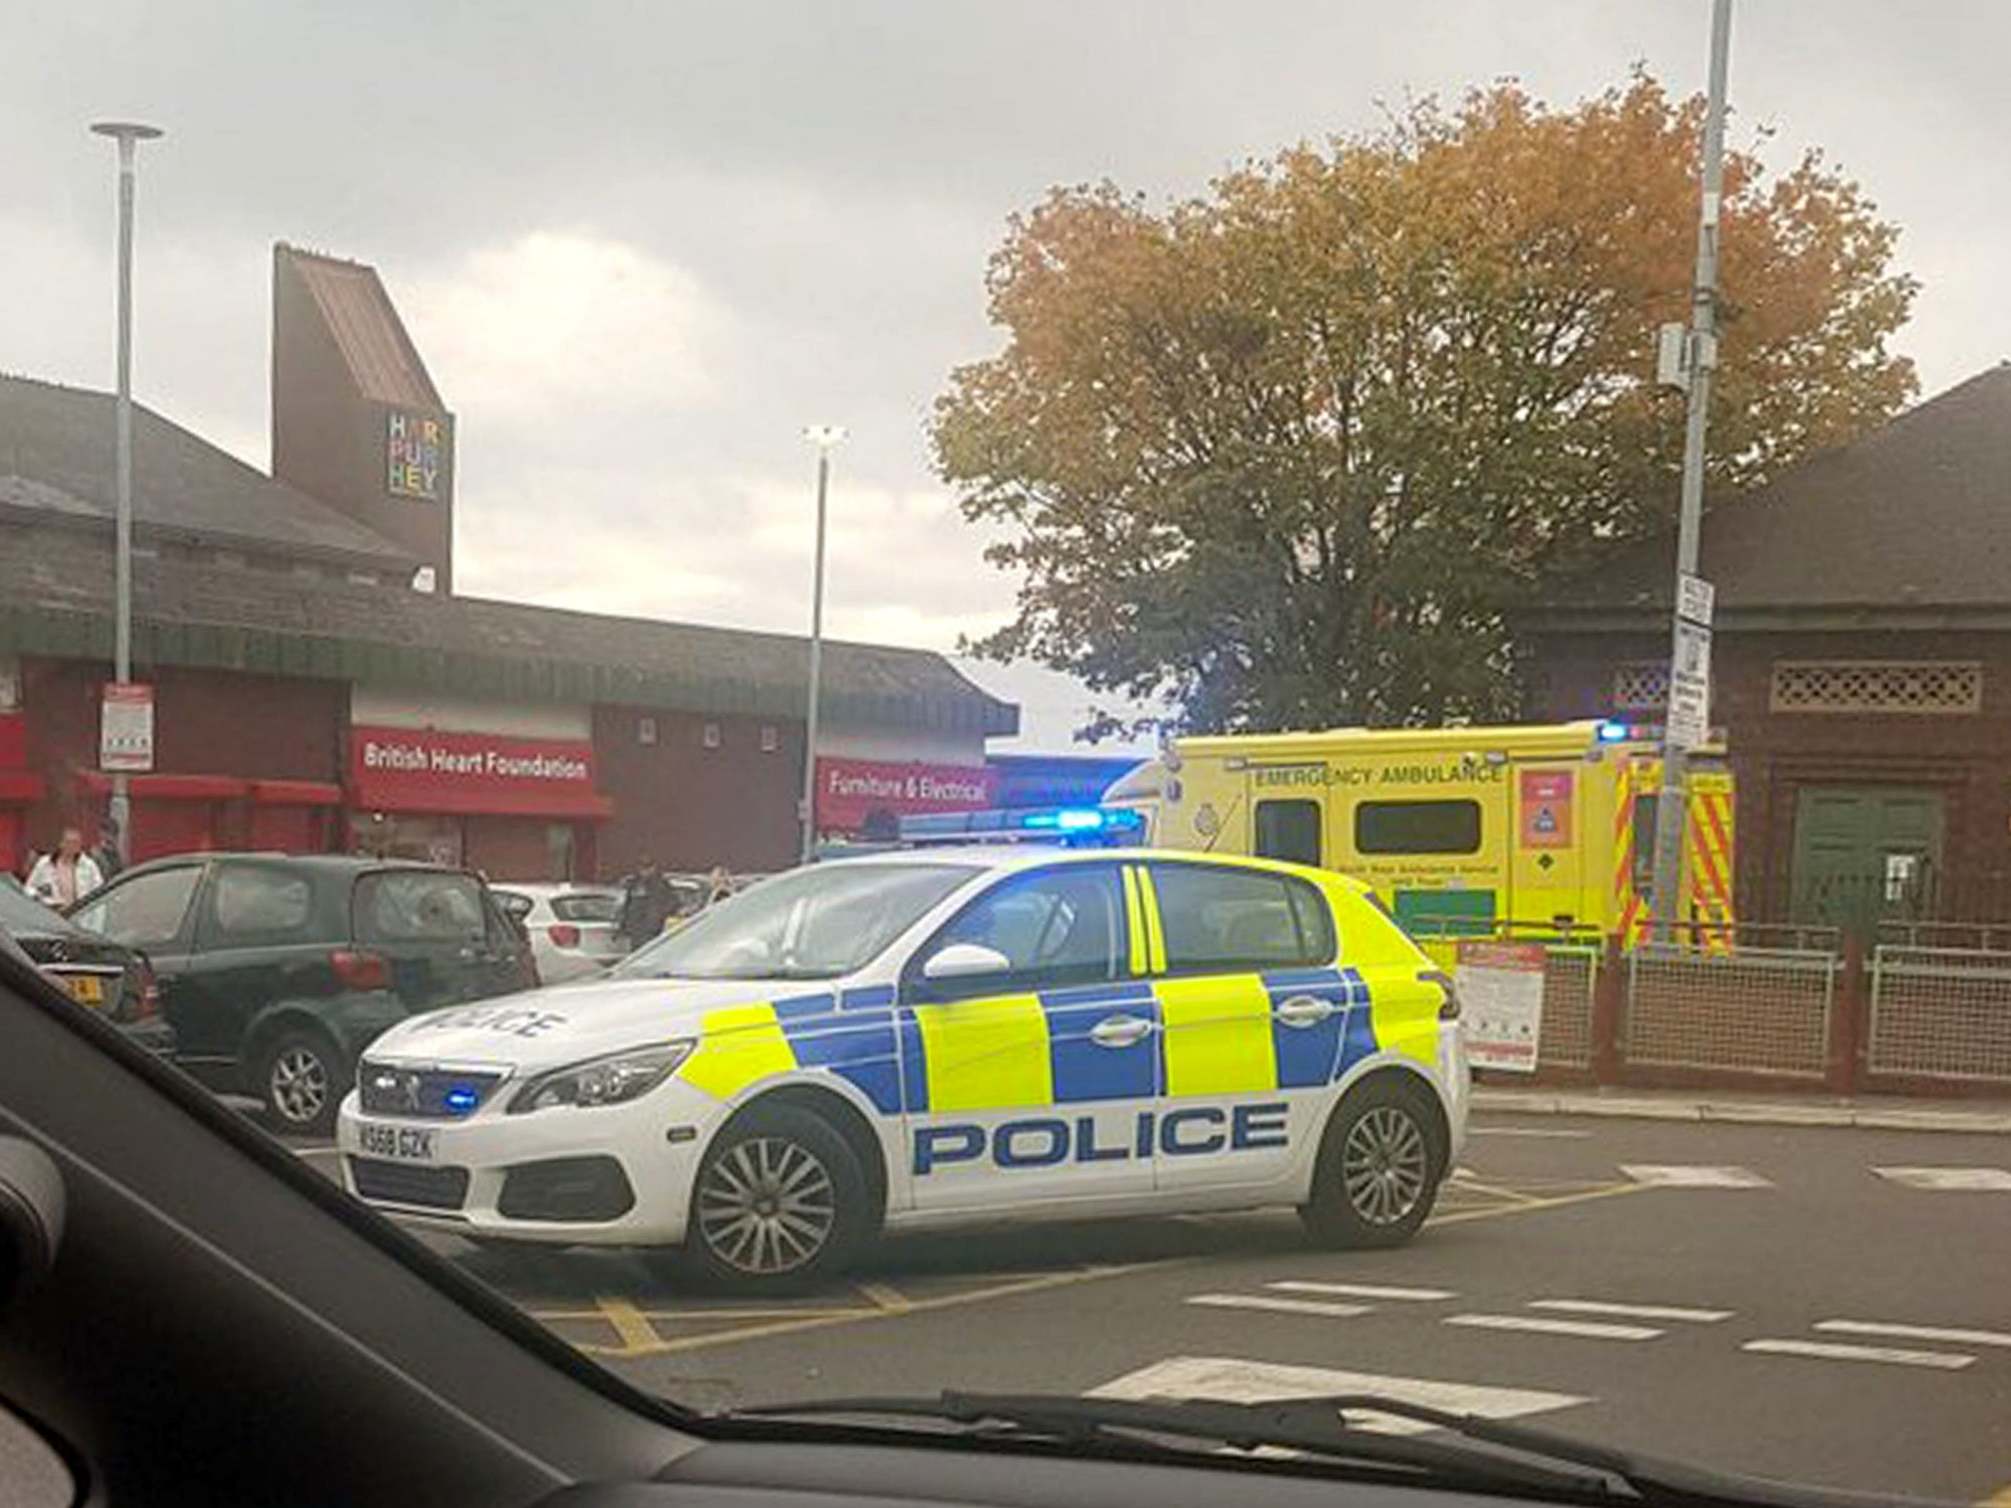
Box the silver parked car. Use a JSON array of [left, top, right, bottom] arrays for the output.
[[487, 883, 626, 982]]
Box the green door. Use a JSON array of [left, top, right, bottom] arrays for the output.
[[1791, 786, 1945, 926]]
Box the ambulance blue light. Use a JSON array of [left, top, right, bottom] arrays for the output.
[[1597, 720, 1630, 743], [444, 1086, 480, 1113]]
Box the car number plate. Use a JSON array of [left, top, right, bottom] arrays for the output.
[[357, 1122, 437, 1162], [64, 974, 106, 1007]]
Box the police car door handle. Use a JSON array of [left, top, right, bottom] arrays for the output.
[[1273, 994, 1335, 1029], [1090, 1014, 1152, 1049]]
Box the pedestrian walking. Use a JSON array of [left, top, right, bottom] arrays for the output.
[[27, 826, 105, 908], [616, 856, 675, 949], [93, 816, 125, 882]]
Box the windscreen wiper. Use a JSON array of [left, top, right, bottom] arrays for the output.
[[724, 1391, 1895, 1507]]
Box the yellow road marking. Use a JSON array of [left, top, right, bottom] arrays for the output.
[[594, 1295, 663, 1352], [857, 1281, 913, 1312], [555, 1180, 1647, 1359], [1446, 1176, 1545, 1207], [1975, 1485, 2011, 1508]]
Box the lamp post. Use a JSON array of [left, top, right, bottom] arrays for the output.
[[799, 425, 847, 863], [90, 120, 164, 865]]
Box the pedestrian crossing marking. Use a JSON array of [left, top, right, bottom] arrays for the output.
[[1743, 1339, 1974, 1370], [1446, 1313, 1662, 1341], [1620, 1164, 1772, 1188], [1088, 1355, 1588, 1435], [1270, 1281, 1454, 1302], [1187, 1293, 1371, 1319], [1530, 1299, 1731, 1323], [1871, 1166, 2011, 1192], [1816, 1320, 2011, 1349]]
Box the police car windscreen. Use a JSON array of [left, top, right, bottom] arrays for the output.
[[611, 863, 975, 981]]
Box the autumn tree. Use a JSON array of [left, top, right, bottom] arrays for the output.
[[933, 74, 1918, 735]]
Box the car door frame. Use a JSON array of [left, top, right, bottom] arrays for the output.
[[70, 859, 215, 1075], [892, 858, 1159, 1218], [1133, 857, 1357, 1200]]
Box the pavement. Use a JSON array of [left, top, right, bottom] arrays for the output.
[[1472, 1082, 2011, 1134], [290, 1111, 2011, 1505]]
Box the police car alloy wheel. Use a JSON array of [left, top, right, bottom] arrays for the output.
[[1300, 1076, 1444, 1248], [683, 1103, 868, 1292]]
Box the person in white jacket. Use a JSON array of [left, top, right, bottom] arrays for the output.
[[27, 827, 105, 908]]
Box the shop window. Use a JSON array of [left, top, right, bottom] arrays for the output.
[[1254, 799, 1322, 866], [760, 724, 780, 753], [702, 722, 723, 750], [1354, 798, 1482, 856]]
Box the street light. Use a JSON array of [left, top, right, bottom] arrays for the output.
[[798, 425, 847, 863], [90, 120, 164, 866]]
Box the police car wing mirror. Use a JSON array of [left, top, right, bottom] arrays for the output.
[[920, 943, 1011, 982]]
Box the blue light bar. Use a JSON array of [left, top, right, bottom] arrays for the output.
[[1597, 720, 1631, 743]]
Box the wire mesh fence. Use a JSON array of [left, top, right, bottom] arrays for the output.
[[1868, 946, 2011, 1085], [1624, 944, 1836, 1078]]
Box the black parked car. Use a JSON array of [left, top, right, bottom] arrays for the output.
[[67, 854, 538, 1135], [0, 875, 176, 1056]]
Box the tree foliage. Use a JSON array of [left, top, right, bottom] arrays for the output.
[[932, 74, 1918, 736]]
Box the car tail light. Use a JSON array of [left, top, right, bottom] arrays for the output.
[[331, 948, 392, 991], [131, 959, 162, 1022], [1420, 968, 1461, 1020], [547, 923, 581, 949]]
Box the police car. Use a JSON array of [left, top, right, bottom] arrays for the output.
[[336, 848, 1469, 1291]]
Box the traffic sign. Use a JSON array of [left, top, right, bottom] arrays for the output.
[[1677, 572, 1715, 626], [1667, 620, 1712, 751], [100, 682, 154, 772]]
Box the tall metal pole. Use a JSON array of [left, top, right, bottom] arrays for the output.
[[799, 426, 845, 863], [1647, 0, 1732, 942], [91, 121, 163, 866]]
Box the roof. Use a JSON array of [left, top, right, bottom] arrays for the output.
[[1170, 720, 1614, 759], [0, 521, 1019, 735], [0, 373, 414, 572], [275, 245, 443, 409], [1529, 365, 2011, 631]]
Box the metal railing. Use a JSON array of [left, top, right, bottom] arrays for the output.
[[1402, 919, 1602, 1073], [1867, 946, 2011, 1085], [1624, 942, 1837, 1079]]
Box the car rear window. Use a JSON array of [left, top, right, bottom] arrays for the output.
[[550, 892, 620, 923], [353, 870, 488, 945]]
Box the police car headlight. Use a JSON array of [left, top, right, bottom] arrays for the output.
[[507, 1041, 695, 1114]]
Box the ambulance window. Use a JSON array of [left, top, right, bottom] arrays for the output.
[[1148, 863, 1334, 973], [1255, 799, 1323, 866], [1354, 798, 1482, 855]]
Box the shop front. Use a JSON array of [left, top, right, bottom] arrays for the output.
[[345, 725, 612, 881], [814, 756, 998, 840], [0, 712, 44, 873]]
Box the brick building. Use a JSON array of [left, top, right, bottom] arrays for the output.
[[0, 246, 1016, 876], [1522, 365, 2011, 927]]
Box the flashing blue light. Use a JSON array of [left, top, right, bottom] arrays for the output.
[[1597, 720, 1630, 743], [444, 1085, 480, 1113], [1054, 808, 1106, 831]]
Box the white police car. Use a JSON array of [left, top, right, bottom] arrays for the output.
[[337, 848, 1469, 1291]]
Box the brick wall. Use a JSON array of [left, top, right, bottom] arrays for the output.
[[592, 705, 803, 878]]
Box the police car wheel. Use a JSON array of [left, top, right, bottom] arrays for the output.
[[683, 1104, 866, 1292], [1300, 1078, 1443, 1249]]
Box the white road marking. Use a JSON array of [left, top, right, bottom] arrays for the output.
[[1872, 1166, 2011, 1192], [1089, 1356, 1588, 1436], [1270, 1281, 1454, 1302], [1816, 1320, 2011, 1349], [1529, 1299, 1731, 1323], [1743, 1339, 1974, 1370], [1620, 1164, 1772, 1188], [1445, 1313, 1661, 1341], [1467, 1127, 1592, 1139], [1186, 1293, 1370, 1319]]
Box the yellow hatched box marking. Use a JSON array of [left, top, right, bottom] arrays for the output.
[[1155, 973, 1277, 1096], [913, 994, 1053, 1112], [680, 1002, 797, 1101]]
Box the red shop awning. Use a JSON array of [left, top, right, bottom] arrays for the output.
[[0, 770, 44, 804], [76, 771, 250, 801], [249, 779, 345, 807]]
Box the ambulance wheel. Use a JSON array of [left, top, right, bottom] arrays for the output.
[[679, 1102, 867, 1294], [1301, 1076, 1444, 1249]]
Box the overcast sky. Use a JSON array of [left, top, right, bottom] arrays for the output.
[[4, 1, 2008, 749]]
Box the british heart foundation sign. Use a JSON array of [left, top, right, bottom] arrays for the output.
[[1519, 770, 1573, 849]]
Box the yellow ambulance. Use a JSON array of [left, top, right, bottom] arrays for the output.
[[1101, 720, 1734, 949]]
